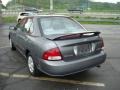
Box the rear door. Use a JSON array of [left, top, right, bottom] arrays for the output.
[[15, 18, 28, 53], [12, 19, 27, 49], [17, 18, 34, 53]]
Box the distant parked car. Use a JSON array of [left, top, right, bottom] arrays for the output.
[[9, 15, 106, 76], [24, 8, 39, 13], [17, 12, 37, 22], [68, 8, 83, 14]]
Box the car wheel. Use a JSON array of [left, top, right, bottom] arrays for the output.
[[10, 39, 16, 50], [27, 55, 40, 76]]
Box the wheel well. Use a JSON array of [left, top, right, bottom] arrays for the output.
[[18, 19, 21, 23], [25, 49, 30, 57]]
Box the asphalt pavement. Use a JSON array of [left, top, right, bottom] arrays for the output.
[[0, 24, 120, 90]]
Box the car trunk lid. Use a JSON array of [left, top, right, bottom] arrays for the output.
[[45, 32, 103, 61]]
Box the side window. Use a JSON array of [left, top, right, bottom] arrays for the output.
[[20, 19, 27, 27], [29, 22, 34, 33], [24, 18, 34, 34], [15, 19, 27, 30]]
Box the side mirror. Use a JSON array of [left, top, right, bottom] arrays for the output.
[[9, 26, 15, 30]]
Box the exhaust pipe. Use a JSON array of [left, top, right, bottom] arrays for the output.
[[97, 65, 101, 68]]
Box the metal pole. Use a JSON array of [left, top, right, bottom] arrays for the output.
[[15, 0, 16, 10], [50, 0, 53, 11], [87, 0, 89, 10], [87, 0, 88, 9], [0, 0, 2, 25]]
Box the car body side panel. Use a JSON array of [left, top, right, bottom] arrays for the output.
[[25, 37, 58, 65]]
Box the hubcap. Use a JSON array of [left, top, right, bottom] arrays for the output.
[[28, 56, 34, 73]]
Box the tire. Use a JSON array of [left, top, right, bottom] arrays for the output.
[[10, 39, 16, 50], [27, 55, 40, 76]]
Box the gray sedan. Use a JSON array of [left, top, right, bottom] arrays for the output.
[[9, 15, 106, 76]]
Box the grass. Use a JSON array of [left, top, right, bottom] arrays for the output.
[[72, 16, 120, 20], [2, 16, 17, 23], [87, 10, 120, 14], [73, 16, 120, 25], [2, 16, 120, 25], [79, 21, 120, 25]]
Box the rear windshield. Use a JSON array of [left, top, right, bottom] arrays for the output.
[[38, 17, 86, 35]]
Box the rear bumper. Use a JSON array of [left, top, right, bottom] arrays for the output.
[[38, 51, 106, 76]]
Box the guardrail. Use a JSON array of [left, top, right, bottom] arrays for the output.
[[68, 9, 83, 14], [2, 10, 21, 16]]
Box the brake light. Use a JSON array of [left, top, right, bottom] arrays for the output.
[[100, 37, 104, 48], [42, 48, 62, 61]]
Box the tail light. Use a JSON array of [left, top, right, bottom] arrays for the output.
[[100, 37, 104, 48], [42, 47, 63, 61]]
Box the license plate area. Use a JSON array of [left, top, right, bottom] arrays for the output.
[[78, 44, 92, 55]]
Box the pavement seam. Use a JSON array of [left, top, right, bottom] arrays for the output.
[[0, 46, 10, 49], [0, 72, 105, 87]]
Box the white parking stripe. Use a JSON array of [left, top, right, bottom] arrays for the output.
[[0, 72, 9, 77], [12, 74, 30, 78], [0, 72, 105, 87], [0, 46, 10, 49], [31, 77, 105, 87]]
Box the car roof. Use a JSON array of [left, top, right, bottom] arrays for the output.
[[19, 12, 36, 14]]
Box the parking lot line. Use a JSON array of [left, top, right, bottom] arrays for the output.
[[0, 46, 10, 49], [0, 72, 105, 87]]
